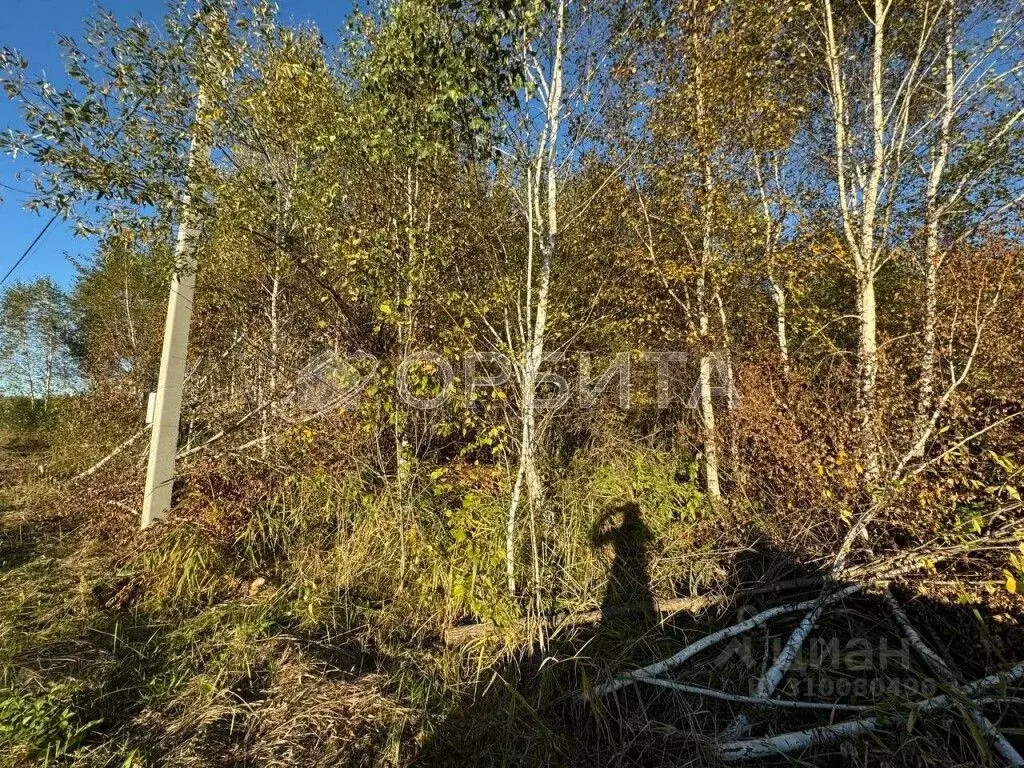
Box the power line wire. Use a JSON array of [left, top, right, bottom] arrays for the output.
[[0, 181, 33, 195], [0, 214, 57, 288], [0, 9, 208, 293]]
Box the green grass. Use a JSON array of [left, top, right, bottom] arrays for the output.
[[0, 440, 1021, 767]]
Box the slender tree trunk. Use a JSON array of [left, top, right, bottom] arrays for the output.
[[697, 263, 721, 506], [22, 344, 36, 402], [261, 262, 280, 457], [770, 276, 790, 380], [506, 0, 564, 595], [713, 289, 742, 487], [506, 424, 527, 594], [915, 231, 939, 459], [40, 288, 55, 407], [699, 352, 722, 503], [824, 0, 887, 494], [43, 336, 53, 407], [754, 154, 790, 382], [124, 264, 138, 353], [855, 0, 888, 493], [857, 271, 880, 487], [268, 266, 279, 409], [913, 5, 954, 457], [691, 31, 723, 507]]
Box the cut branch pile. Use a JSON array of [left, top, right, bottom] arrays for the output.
[[586, 577, 1024, 763]]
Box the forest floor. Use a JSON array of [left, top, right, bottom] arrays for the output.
[[1, 442, 1024, 766]]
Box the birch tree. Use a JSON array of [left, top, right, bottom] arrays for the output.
[[813, 0, 1024, 488], [0, 279, 75, 404], [626, 0, 787, 507], [501, 0, 568, 595], [902, 1, 1024, 470], [818, 0, 945, 492]]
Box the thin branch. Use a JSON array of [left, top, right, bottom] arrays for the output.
[[719, 662, 1024, 762], [589, 585, 862, 698]]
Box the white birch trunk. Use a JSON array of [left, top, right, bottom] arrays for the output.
[[913, 5, 954, 457], [823, 0, 889, 494], [699, 350, 722, 504], [506, 0, 565, 595], [261, 262, 280, 457], [692, 34, 722, 507], [857, 273, 879, 487], [770, 276, 790, 379]]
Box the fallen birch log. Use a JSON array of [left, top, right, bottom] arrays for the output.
[[177, 400, 273, 460], [639, 678, 869, 713], [71, 427, 148, 482], [884, 591, 1024, 766], [70, 340, 250, 483], [718, 661, 1024, 762], [446, 531, 1022, 648], [720, 488, 984, 738], [722, 596, 829, 740], [723, 494, 897, 738], [589, 585, 862, 698], [223, 398, 345, 456]]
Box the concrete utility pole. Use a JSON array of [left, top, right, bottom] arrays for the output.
[[141, 81, 210, 528]]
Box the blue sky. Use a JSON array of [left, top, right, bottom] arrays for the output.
[[0, 0, 352, 289]]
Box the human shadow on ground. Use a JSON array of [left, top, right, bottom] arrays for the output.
[[415, 527, 1024, 767], [593, 503, 656, 624]]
